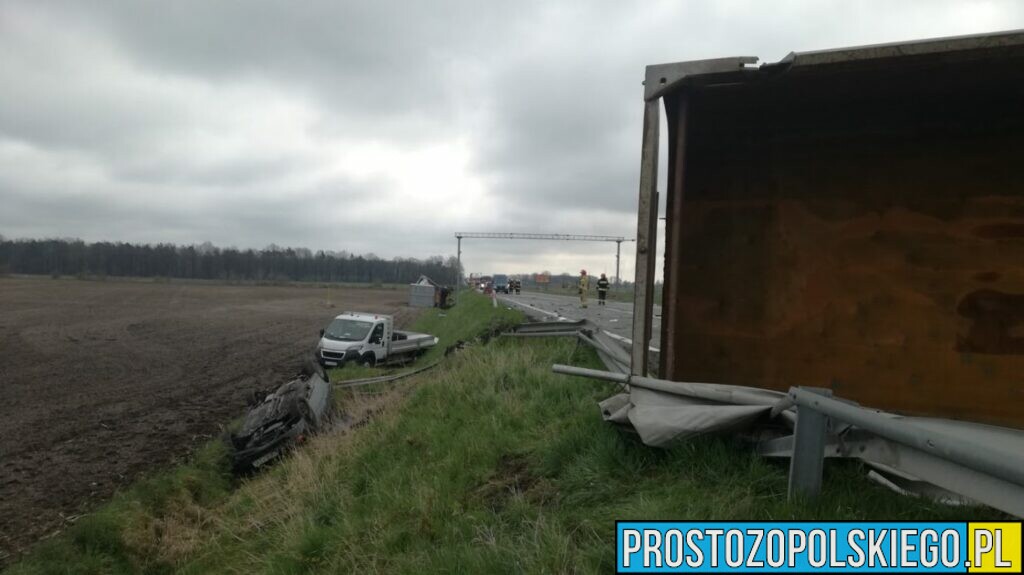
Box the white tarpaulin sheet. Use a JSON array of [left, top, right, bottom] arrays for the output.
[[599, 384, 790, 447]]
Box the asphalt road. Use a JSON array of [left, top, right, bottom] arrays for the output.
[[498, 290, 662, 351]]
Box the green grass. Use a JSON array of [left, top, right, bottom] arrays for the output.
[[5, 292, 994, 574], [6, 442, 233, 575], [326, 292, 521, 384], [3, 293, 520, 575]]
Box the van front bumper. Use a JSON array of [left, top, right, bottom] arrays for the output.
[[318, 347, 360, 367]]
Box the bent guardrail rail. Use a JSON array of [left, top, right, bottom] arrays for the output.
[[787, 386, 1024, 517], [550, 362, 1024, 517]]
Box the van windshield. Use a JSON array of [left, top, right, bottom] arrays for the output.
[[324, 318, 374, 342]]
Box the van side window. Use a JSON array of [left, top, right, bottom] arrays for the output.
[[369, 323, 384, 344]]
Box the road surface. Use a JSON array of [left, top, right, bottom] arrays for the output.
[[498, 291, 662, 351]]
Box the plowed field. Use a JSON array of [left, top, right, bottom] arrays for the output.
[[0, 277, 411, 561]]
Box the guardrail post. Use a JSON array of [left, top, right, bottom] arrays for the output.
[[788, 387, 832, 500]]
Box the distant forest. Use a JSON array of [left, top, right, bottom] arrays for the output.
[[0, 237, 461, 285]]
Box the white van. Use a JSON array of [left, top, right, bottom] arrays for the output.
[[316, 312, 438, 367]]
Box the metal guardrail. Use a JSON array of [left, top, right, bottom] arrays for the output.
[[787, 386, 1024, 516], [520, 311, 1024, 516], [550, 353, 1024, 516], [789, 387, 1024, 488], [552, 364, 789, 407], [503, 318, 633, 375]]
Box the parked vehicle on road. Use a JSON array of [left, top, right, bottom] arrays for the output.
[[317, 312, 438, 368], [493, 274, 510, 294]]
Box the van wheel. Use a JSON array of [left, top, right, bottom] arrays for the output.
[[360, 352, 376, 367]]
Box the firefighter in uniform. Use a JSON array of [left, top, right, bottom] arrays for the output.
[[596, 273, 610, 306], [578, 269, 590, 308]]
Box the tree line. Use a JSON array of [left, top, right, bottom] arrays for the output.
[[0, 237, 461, 285]]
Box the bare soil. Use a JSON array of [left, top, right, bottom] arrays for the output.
[[0, 276, 412, 561]]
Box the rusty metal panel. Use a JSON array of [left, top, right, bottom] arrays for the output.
[[632, 99, 660, 375], [780, 28, 1024, 68], [660, 46, 1024, 429]]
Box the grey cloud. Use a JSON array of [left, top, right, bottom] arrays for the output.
[[112, 153, 311, 187], [3, 0, 1024, 274], [57, 1, 522, 126]]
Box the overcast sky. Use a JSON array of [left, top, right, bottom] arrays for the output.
[[2, 1, 1022, 278]]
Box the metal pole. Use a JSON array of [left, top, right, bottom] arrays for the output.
[[615, 240, 622, 286], [788, 387, 832, 500], [457, 235, 462, 286], [551, 363, 783, 407], [631, 98, 660, 376], [789, 386, 1024, 488]]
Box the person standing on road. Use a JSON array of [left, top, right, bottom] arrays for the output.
[[596, 273, 610, 306], [578, 269, 590, 308]]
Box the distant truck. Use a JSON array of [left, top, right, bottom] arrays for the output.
[[493, 274, 510, 294], [317, 312, 438, 368]]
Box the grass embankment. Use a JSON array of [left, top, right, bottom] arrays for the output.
[[7, 293, 990, 574]]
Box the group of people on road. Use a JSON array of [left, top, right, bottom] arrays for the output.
[[578, 269, 610, 308]]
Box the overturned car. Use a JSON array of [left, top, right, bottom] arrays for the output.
[[230, 362, 334, 473]]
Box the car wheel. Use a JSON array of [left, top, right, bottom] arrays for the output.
[[360, 352, 376, 367]]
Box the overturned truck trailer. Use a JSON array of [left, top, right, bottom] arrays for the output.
[[618, 30, 1024, 515]]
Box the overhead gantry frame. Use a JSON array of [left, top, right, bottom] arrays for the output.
[[453, 232, 635, 289]]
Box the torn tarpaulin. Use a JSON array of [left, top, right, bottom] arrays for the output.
[[600, 388, 780, 447], [554, 364, 793, 447]]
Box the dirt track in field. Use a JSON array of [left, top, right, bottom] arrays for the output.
[[0, 276, 412, 561]]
